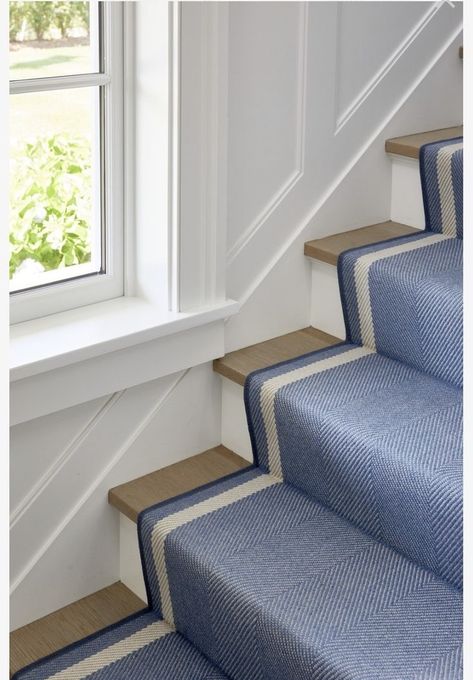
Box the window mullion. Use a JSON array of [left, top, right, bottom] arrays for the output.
[[10, 72, 110, 96]]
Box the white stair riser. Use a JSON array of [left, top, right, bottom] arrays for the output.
[[119, 514, 147, 602], [221, 378, 253, 461], [309, 260, 346, 339], [390, 155, 425, 229]]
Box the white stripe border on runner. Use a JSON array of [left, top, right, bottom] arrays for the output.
[[259, 345, 374, 478], [354, 233, 454, 348], [151, 473, 281, 625], [436, 142, 462, 237], [47, 621, 173, 679]]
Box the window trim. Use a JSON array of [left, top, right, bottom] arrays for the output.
[[9, 0, 240, 427], [9, 2, 124, 325]]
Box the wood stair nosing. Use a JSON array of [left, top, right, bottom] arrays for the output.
[[213, 327, 340, 386], [385, 125, 463, 159], [304, 220, 417, 266], [10, 582, 145, 678], [108, 445, 250, 523]]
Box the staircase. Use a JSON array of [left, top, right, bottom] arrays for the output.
[[11, 125, 463, 678]]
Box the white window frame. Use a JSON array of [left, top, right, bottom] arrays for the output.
[[10, 0, 239, 427], [9, 2, 124, 325]]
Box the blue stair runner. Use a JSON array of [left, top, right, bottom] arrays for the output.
[[15, 137, 463, 679]]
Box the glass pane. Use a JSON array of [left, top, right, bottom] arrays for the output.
[[9, 87, 102, 292], [9, 1, 100, 80]]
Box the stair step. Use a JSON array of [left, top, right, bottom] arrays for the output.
[[214, 327, 340, 386], [385, 125, 463, 158], [109, 445, 249, 523], [304, 220, 417, 266], [10, 582, 145, 678]]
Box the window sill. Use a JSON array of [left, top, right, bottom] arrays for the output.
[[10, 296, 239, 425], [11, 296, 239, 381]]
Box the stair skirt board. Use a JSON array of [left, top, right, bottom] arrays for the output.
[[14, 137, 463, 680]]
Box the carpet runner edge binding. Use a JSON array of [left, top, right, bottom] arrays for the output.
[[14, 137, 463, 679]]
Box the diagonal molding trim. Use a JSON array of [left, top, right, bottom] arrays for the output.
[[225, 1, 309, 265], [226, 169, 302, 264], [334, 1, 443, 134], [10, 369, 189, 595], [10, 392, 125, 529]]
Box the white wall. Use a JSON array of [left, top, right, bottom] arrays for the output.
[[10, 1, 463, 629]]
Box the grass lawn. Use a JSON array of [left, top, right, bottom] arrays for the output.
[[10, 38, 93, 79], [10, 40, 95, 148]]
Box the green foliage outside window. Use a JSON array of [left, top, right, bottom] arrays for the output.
[[9, 135, 92, 280], [24, 2, 55, 41], [9, 1, 95, 283], [9, 1, 26, 41], [9, 1, 90, 41], [52, 2, 77, 39]]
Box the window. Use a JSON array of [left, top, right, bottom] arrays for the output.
[[9, 1, 124, 324]]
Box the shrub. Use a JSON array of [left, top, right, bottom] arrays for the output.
[[72, 2, 90, 33], [9, 134, 92, 280], [54, 1, 75, 38], [9, 2, 25, 41], [9, 1, 91, 41], [26, 2, 55, 40]]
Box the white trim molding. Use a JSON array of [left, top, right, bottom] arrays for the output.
[[226, 1, 309, 266], [169, 0, 181, 312], [334, 1, 443, 134], [10, 298, 238, 425], [10, 391, 124, 529], [178, 1, 230, 311], [132, 0, 172, 309]]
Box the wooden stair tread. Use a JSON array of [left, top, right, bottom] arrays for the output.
[[10, 582, 145, 677], [304, 221, 417, 266], [109, 445, 249, 522], [214, 327, 340, 386], [385, 126, 463, 158]]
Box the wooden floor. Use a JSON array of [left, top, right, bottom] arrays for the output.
[[109, 445, 249, 522], [304, 221, 417, 266], [10, 582, 145, 677], [385, 125, 463, 158], [214, 327, 340, 386]]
